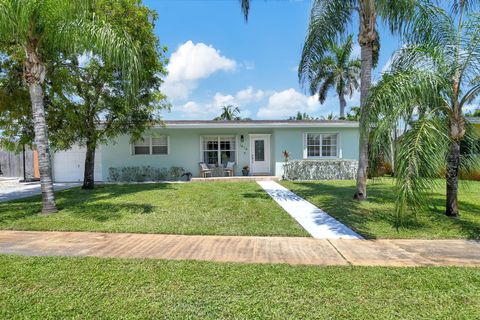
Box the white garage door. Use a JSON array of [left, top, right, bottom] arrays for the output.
[[53, 145, 102, 182]]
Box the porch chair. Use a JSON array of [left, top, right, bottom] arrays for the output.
[[199, 162, 213, 178], [224, 161, 235, 177]]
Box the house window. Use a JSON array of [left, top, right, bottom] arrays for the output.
[[305, 133, 338, 158], [152, 136, 168, 155], [202, 136, 236, 166], [133, 136, 168, 155], [133, 138, 150, 155]]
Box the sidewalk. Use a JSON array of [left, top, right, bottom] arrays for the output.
[[257, 180, 362, 239], [0, 230, 479, 267]]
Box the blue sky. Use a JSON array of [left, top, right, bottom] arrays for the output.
[[145, 0, 404, 120]]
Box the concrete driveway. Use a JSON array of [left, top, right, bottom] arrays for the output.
[[0, 177, 79, 202]]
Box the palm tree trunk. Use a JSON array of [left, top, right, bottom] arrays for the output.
[[354, 42, 374, 200], [28, 82, 58, 213], [445, 106, 464, 217], [445, 139, 460, 217], [339, 94, 347, 118], [25, 44, 57, 214], [82, 137, 96, 190]]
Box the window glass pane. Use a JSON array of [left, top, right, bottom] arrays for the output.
[[254, 140, 265, 161], [152, 136, 167, 146], [321, 134, 337, 157], [152, 146, 168, 155], [307, 134, 320, 146], [220, 137, 235, 150], [134, 138, 149, 147], [202, 136, 236, 165], [204, 151, 218, 165], [134, 146, 150, 155], [220, 151, 235, 166], [308, 146, 320, 157]]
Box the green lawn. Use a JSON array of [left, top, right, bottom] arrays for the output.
[[0, 182, 308, 237], [282, 178, 480, 239], [1, 255, 479, 319]]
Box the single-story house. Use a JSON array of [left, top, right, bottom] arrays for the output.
[[51, 120, 360, 182]]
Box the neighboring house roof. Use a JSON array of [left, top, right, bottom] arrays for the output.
[[160, 120, 359, 129]]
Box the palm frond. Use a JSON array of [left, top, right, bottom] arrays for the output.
[[299, 0, 354, 88], [394, 116, 449, 225], [239, 0, 250, 21], [50, 14, 142, 101]]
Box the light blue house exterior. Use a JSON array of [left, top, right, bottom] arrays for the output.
[[100, 120, 360, 179], [51, 120, 360, 182]]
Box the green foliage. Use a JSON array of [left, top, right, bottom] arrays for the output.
[[298, 0, 440, 85], [108, 166, 185, 182], [466, 108, 480, 117], [213, 105, 241, 120], [47, 0, 169, 151], [345, 106, 360, 121], [299, 34, 360, 115], [288, 112, 317, 120], [0, 0, 146, 150], [366, 2, 480, 223]]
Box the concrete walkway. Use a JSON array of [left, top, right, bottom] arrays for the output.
[[257, 181, 362, 239], [0, 231, 479, 267], [0, 178, 79, 202]]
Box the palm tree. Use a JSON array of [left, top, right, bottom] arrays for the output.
[[297, 0, 441, 200], [346, 106, 361, 121], [214, 105, 241, 120], [0, 0, 141, 213], [289, 112, 316, 120], [300, 35, 360, 118], [320, 113, 339, 120], [367, 1, 480, 220]]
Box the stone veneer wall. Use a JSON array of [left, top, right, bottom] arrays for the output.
[[283, 160, 358, 180]]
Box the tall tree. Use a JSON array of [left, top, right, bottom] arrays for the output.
[[0, 0, 141, 213], [214, 105, 241, 120], [297, 0, 441, 200], [47, 0, 168, 190], [366, 1, 480, 219], [300, 35, 360, 118]]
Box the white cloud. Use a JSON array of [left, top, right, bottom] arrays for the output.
[[212, 86, 264, 108], [163, 41, 237, 100], [179, 101, 203, 114], [174, 86, 265, 119], [257, 88, 322, 119]]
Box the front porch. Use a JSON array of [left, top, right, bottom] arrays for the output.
[[191, 175, 279, 182]]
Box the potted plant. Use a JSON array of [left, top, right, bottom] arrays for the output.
[[242, 165, 249, 176]]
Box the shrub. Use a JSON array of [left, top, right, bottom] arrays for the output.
[[108, 166, 185, 182]]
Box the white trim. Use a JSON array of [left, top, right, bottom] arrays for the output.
[[131, 135, 169, 156], [161, 122, 358, 129], [200, 135, 238, 166], [303, 132, 341, 159], [249, 134, 271, 174]]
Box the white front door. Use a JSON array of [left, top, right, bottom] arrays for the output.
[[250, 134, 270, 174]]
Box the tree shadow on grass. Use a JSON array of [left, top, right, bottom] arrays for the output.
[[242, 191, 272, 200], [0, 183, 172, 224], [67, 203, 154, 222], [285, 180, 480, 239]]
